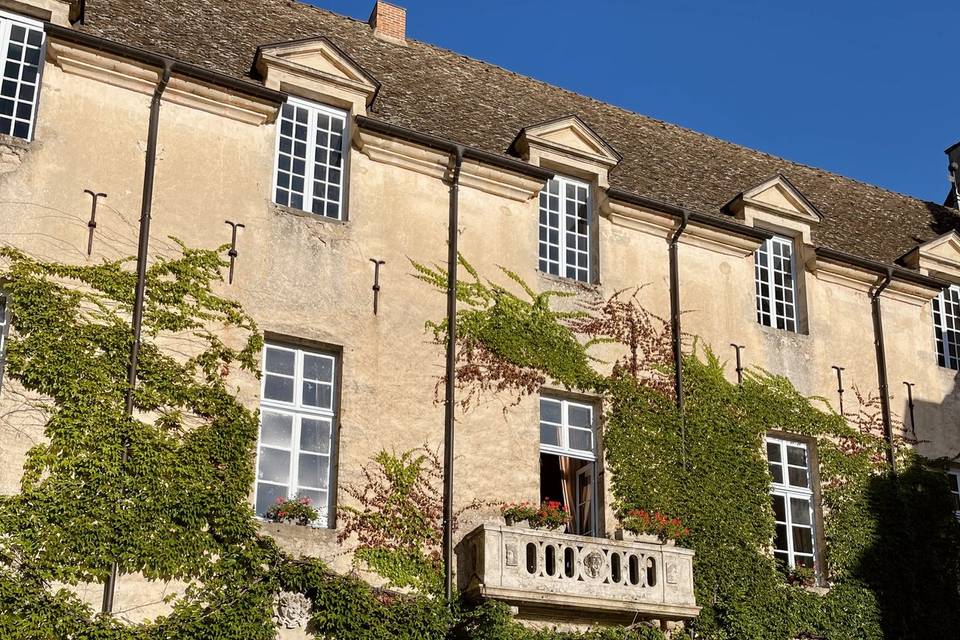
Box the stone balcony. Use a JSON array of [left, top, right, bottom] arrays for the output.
[[456, 524, 699, 623]]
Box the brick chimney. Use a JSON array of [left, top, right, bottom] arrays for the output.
[[368, 1, 406, 45]]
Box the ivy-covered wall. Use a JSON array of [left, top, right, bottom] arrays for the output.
[[415, 257, 960, 639], [0, 246, 661, 639], [0, 247, 957, 639]]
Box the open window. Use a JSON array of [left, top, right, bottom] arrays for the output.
[[539, 395, 599, 536]]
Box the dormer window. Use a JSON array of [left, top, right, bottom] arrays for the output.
[[539, 175, 591, 283], [899, 232, 960, 370], [511, 116, 620, 285], [0, 11, 44, 140], [725, 175, 820, 335], [933, 284, 960, 371], [273, 97, 348, 220], [755, 235, 798, 332]]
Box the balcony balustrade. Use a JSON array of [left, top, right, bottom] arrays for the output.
[[456, 524, 699, 622]]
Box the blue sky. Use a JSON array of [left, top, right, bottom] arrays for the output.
[[312, 0, 959, 204]]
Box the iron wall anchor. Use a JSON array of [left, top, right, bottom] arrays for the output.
[[903, 381, 917, 439], [831, 365, 846, 416], [224, 220, 245, 284], [83, 189, 107, 256], [369, 258, 385, 315], [730, 344, 745, 384]]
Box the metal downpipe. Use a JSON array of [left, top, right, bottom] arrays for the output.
[[442, 145, 464, 604], [669, 211, 690, 466], [102, 60, 172, 615], [870, 267, 895, 470]]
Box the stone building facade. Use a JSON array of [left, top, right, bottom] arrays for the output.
[[0, 0, 958, 633]]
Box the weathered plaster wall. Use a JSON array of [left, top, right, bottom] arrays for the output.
[[0, 35, 958, 627]]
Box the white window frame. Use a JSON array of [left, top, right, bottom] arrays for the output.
[[272, 96, 348, 220], [254, 343, 338, 527], [538, 175, 592, 283], [933, 284, 960, 371], [0, 10, 44, 141], [539, 396, 596, 461], [766, 436, 817, 570], [948, 469, 960, 521], [755, 235, 799, 332]]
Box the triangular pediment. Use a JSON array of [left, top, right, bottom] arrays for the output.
[[254, 37, 380, 107], [511, 115, 621, 168], [723, 174, 822, 224], [918, 230, 960, 261], [901, 231, 960, 279]]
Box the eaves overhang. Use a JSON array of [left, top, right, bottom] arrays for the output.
[[46, 23, 285, 104]]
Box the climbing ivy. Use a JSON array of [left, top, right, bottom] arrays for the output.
[[4, 241, 954, 639], [338, 448, 447, 595], [416, 256, 960, 639], [0, 244, 662, 639]]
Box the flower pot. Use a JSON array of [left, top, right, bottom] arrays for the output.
[[665, 539, 677, 546], [615, 528, 660, 543], [504, 515, 529, 529]]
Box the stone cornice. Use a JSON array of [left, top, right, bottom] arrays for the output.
[[47, 39, 278, 125], [811, 256, 941, 307], [354, 129, 544, 202], [605, 198, 762, 257]]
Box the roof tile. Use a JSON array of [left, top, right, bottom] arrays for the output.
[[78, 0, 960, 263]]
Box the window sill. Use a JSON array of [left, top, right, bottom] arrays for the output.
[[756, 322, 810, 340], [802, 582, 830, 596], [271, 202, 348, 226], [0, 132, 31, 149], [935, 363, 960, 383], [536, 270, 600, 293], [258, 518, 338, 546]]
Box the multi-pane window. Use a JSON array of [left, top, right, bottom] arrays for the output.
[[755, 235, 798, 332], [255, 343, 338, 526], [539, 396, 595, 461], [766, 437, 817, 570], [0, 12, 43, 140], [538, 175, 592, 283], [539, 396, 598, 536], [948, 470, 960, 520], [933, 284, 960, 371], [273, 97, 347, 220]]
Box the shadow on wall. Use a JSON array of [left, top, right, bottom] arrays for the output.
[[864, 324, 960, 638], [907, 366, 960, 462], [854, 456, 960, 638]]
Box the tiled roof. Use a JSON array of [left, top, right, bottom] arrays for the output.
[[78, 0, 960, 264]]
